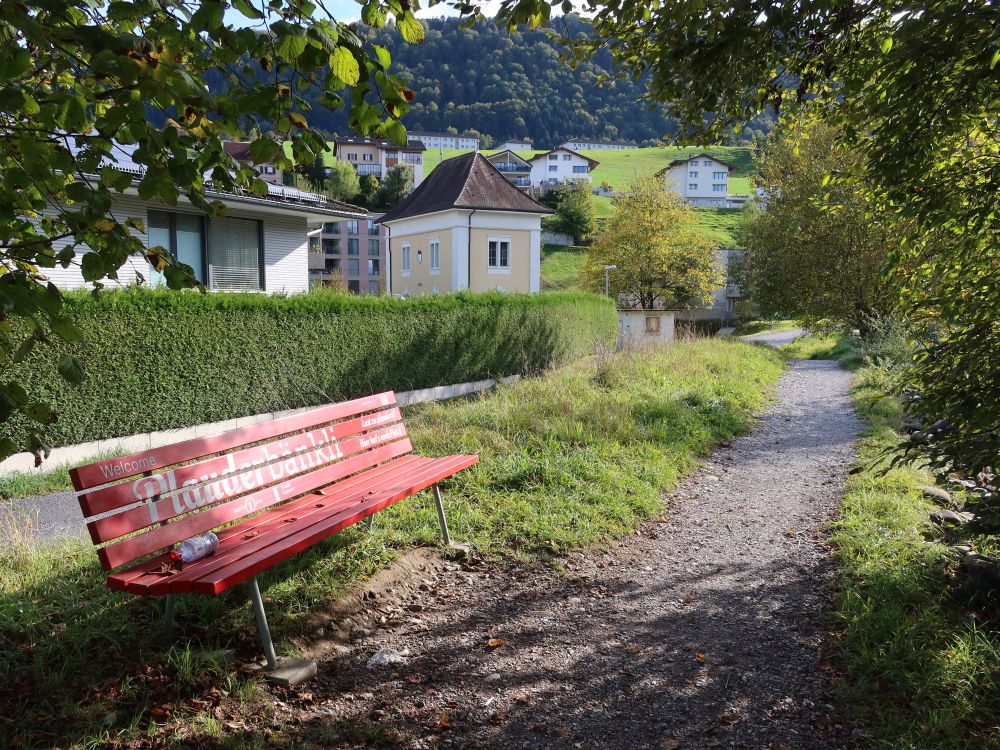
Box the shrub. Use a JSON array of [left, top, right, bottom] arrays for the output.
[[0, 288, 616, 448]]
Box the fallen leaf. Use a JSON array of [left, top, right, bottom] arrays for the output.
[[695, 652, 706, 662], [514, 692, 531, 704], [487, 638, 506, 649], [435, 711, 452, 729], [658, 739, 682, 749], [626, 644, 642, 654], [149, 706, 167, 720]]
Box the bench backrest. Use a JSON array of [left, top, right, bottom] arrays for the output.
[[70, 392, 410, 571]]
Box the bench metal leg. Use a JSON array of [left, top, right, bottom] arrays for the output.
[[433, 484, 452, 546], [164, 594, 178, 631], [248, 576, 277, 670]]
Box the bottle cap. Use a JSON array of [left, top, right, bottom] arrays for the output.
[[169, 550, 181, 562]]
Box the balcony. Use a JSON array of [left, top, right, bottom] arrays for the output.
[[355, 164, 382, 177], [493, 163, 530, 173]]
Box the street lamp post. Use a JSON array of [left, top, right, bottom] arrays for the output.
[[604, 265, 617, 297]]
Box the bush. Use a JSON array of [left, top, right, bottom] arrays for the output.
[[1, 288, 616, 448]]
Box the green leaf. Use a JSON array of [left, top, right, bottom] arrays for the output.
[[0, 438, 18, 462], [372, 44, 391, 70], [991, 50, 1000, 70], [330, 47, 361, 86], [249, 137, 281, 163], [880, 37, 893, 54], [231, 0, 264, 19], [57, 354, 87, 384], [24, 402, 57, 425], [275, 30, 308, 61], [49, 315, 84, 342], [397, 13, 425, 44]]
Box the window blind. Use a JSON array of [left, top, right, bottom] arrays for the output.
[[209, 217, 262, 291]]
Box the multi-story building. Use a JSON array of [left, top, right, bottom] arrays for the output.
[[410, 131, 480, 151], [484, 150, 533, 188], [496, 140, 534, 152], [558, 139, 634, 151], [656, 153, 742, 207], [308, 213, 386, 294], [528, 147, 599, 187], [223, 141, 284, 185], [332, 136, 425, 187]]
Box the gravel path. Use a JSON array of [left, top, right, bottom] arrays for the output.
[[740, 328, 805, 348], [293, 358, 862, 749], [0, 490, 81, 544]]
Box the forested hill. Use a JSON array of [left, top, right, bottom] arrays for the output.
[[278, 16, 773, 148]]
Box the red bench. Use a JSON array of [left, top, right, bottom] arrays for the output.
[[71, 391, 477, 670]]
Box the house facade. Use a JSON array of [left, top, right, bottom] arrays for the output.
[[223, 141, 284, 185], [45, 186, 366, 294], [379, 153, 552, 297], [410, 131, 480, 151], [484, 150, 532, 188], [657, 154, 739, 207], [559, 139, 633, 151], [528, 147, 599, 187], [496, 140, 534, 152], [333, 136, 425, 187], [308, 214, 386, 294]]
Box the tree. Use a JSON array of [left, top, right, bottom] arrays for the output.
[[582, 176, 723, 310], [0, 1, 423, 461], [358, 174, 381, 208], [734, 121, 902, 333], [546, 183, 597, 243], [376, 165, 413, 208], [326, 160, 361, 203]]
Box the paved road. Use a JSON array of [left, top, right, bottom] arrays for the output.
[[740, 327, 805, 348], [0, 490, 83, 544], [293, 357, 862, 749]]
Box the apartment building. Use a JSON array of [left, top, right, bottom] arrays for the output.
[[410, 131, 480, 150], [558, 139, 634, 151], [528, 147, 599, 187], [484, 150, 533, 188], [223, 141, 284, 185], [657, 154, 738, 207], [333, 136, 426, 187], [308, 213, 386, 294], [496, 140, 534, 152]]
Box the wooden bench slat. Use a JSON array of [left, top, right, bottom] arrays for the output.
[[120, 453, 429, 595], [70, 392, 397, 491], [79, 408, 404, 518], [192, 454, 478, 594], [97, 434, 412, 570], [88, 417, 408, 544]]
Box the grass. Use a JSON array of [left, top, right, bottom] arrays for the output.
[[424, 145, 755, 196], [794, 331, 1000, 748], [690, 207, 745, 246], [0, 452, 120, 501], [540, 244, 588, 291], [0, 338, 784, 748], [732, 319, 799, 336]]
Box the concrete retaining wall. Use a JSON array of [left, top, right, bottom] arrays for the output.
[[0, 376, 519, 477]]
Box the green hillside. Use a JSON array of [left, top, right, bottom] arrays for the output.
[[424, 145, 755, 195], [541, 245, 589, 292]]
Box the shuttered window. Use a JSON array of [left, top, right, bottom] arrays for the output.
[[209, 217, 263, 291]]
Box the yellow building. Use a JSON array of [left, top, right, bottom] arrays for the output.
[[379, 153, 553, 297]]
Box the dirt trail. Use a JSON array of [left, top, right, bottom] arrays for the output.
[[284, 358, 861, 749]]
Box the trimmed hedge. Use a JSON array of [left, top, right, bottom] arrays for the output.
[[3, 288, 616, 448]]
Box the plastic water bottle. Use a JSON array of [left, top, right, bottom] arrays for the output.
[[169, 532, 219, 564]]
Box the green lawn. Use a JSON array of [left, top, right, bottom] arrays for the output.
[[1, 339, 784, 748], [540, 244, 588, 291], [425, 145, 755, 196], [691, 207, 745, 246]]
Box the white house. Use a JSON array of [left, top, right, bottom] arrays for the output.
[[410, 131, 480, 151], [483, 150, 533, 188], [378, 152, 552, 297], [527, 147, 599, 187], [333, 136, 426, 187], [45, 145, 367, 294], [656, 153, 738, 207], [559, 139, 633, 151], [496, 140, 534, 152]]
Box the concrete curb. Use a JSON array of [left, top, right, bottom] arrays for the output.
[[0, 375, 519, 477]]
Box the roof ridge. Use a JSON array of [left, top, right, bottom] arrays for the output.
[[454, 152, 481, 204]]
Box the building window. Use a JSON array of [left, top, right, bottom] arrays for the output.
[[348, 238, 359, 255], [368, 280, 380, 294], [703, 160, 713, 166], [208, 216, 264, 291], [322, 222, 336, 234], [429, 238, 440, 273], [368, 259, 380, 276], [401, 243, 411, 275], [323, 238, 340, 254], [368, 238, 379, 255], [325, 257, 341, 272], [488, 237, 511, 272], [713, 183, 726, 192], [562, 154, 571, 161], [367, 219, 378, 235], [688, 183, 698, 191], [572, 165, 588, 174], [548, 154, 558, 161], [347, 153, 357, 162], [346, 220, 359, 235], [309, 236, 321, 253], [362, 153, 373, 162], [348, 279, 360, 293], [713, 171, 727, 179], [549, 165, 558, 173], [148, 210, 206, 285], [689, 170, 699, 178], [645, 316, 661, 335], [347, 258, 360, 276]]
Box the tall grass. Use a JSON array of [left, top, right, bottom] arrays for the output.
[[0, 339, 783, 748]]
